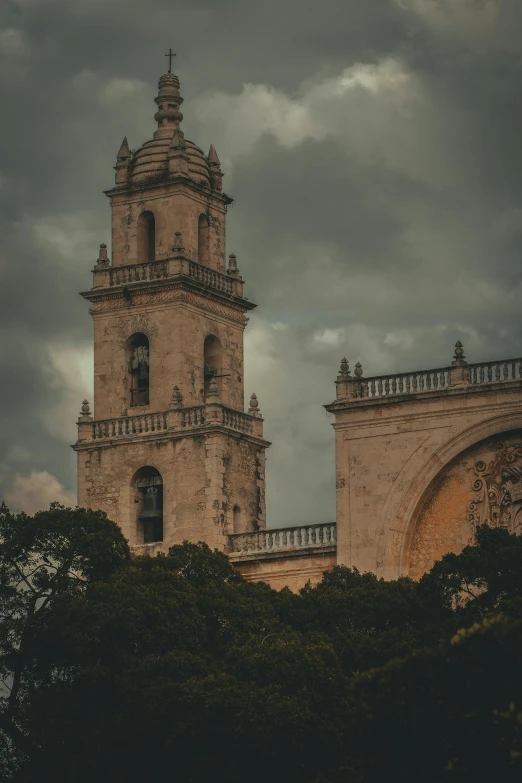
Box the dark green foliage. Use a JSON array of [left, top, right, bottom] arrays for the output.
[[1, 510, 522, 782]]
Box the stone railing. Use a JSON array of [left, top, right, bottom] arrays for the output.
[[468, 358, 521, 385], [108, 260, 168, 286], [353, 367, 451, 399], [187, 261, 234, 295], [180, 405, 206, 428], [77, 402, 263, 443], [229, 523, 336, 556], [92, 412, 168, 440], [93, 257, 241, 300], [221, 406, 255, 435], [333, 349, 522, 404], [182, 405, 258, 435]]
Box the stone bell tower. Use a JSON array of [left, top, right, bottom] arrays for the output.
[[74, 68, 269, 553]]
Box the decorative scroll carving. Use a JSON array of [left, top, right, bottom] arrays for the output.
[[468, 443, 522, 536]]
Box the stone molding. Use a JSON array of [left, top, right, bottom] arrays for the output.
[[376, 410, 522, 577], [73, 423, 270, 452], [85, 282, 251, 325]]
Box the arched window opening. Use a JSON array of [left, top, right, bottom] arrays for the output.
[[233, 506, 242, 534], [198, 213, 209, 265], [137, 211, 155, 263], [203, 334, 222, 399], [128, 333, 150, 407], [133, 466, 163, 544]]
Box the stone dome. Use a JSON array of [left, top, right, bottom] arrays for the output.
[[128, 72, 211, 186], [130, 133, 210, 185]]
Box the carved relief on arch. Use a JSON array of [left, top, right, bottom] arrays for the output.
[[407, 430, 522, 580], [468, 443, 522, 537]]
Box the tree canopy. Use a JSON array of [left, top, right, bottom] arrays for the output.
[[1, 505, 522, 782]]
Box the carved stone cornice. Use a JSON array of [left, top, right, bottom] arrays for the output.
[[104, 173, 232, 207], [73, 424, 270, 453], [85, 284, 249, 324]]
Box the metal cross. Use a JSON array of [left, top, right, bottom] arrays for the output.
[[165, 48, 176, 74]]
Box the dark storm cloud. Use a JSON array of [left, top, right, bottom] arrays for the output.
[[0, 0, 521, 521]]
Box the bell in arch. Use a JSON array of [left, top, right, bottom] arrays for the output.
[[139, 486, 163, 543]]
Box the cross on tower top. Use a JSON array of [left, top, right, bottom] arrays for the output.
[[165, 48, 176, 74]]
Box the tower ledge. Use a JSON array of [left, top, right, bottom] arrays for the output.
[[82, 256, 255, 313], [104, 174, 233, 206]]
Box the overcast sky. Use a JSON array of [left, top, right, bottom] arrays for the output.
[[0, 0, 521, 525]]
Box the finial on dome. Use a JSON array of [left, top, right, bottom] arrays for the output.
[[154, 71, 184, 139], [168, 126, 188, 175]]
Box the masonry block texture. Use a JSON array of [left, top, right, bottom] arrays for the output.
[[75, 70, 269, 556], [75, 68, 522, 591], [326, 360, 522, 580]]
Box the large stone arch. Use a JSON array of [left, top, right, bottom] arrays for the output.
[[375, 411, 522, 578]]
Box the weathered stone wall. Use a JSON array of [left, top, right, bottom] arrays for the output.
[[91, 294, 246, 419], [223, 437, 266, 534], [77, 429, 267, 552], [329, 379, 522, 578], [109, 184, 227, 272], [233, 550, 337, 591]]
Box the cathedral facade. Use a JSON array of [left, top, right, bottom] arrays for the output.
[[75, 69, 522, 590]]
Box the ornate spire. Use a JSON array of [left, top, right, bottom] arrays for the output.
[[208, 144, 220, 166], [116, 136, 130, 161], [153, 72, 184, 138], [208, 144, 223, 191], [114, 136, 131, 185]]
